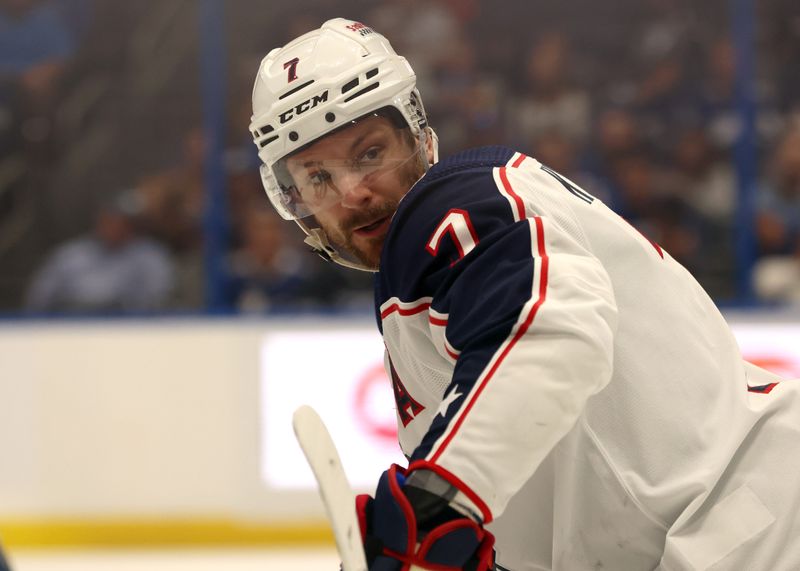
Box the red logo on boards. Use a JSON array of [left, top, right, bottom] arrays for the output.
[[351, 356, 425, 445], [353, 363, 397, 444], [745, 355, 800, 379]]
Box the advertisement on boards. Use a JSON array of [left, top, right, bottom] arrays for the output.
[[260, 321, 800, 491]]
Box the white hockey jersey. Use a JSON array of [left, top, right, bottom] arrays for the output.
[[374, 147, 800, 570]]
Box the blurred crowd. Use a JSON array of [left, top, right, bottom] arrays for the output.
[[2, 0, 800, 315]]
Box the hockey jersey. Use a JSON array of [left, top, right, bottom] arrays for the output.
[[374, 147, 800, 570]]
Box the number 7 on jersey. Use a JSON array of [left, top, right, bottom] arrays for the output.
[[426, 208, 480, 262]]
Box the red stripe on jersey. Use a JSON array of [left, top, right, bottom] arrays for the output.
[[381, 301, 431, 319], [429, 217, 549, 465], [748, 382, 779, 394], [444, 344, 460, 361], [511, 153, 527, 168], [427, 313, 460, 360], [651, 240, 665, 258], [498, 167, 526, 220]]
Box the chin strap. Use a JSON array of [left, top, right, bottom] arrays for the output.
[[300, 224, 378, 273]]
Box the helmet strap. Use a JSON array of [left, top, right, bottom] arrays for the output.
[[296, 221, 378, 273]]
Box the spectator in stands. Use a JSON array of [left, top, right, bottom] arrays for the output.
[[666, 125, 737, 295], [0, 0, 75, 92], [366, 0, 462, 95], [228, 205, 312, 312], [670, 125, 736, 224], [606, 151, 663, 223], [615, 0, 699, 157], [137, 127, 205, 254], [507, 32, 591, 148], [756, 123, 800, 257], [227, 204, 369, 312], [0, 0, 76, 154], [754, 248, 800, 306], [752, 123, 800, 305], [697, 35, 782, 155], [582, 105, 647, 187], [25, 191, 174, 313], [761, 0, 800, 113], [136, 126, 206, 308], [426, 33, 505, 152]]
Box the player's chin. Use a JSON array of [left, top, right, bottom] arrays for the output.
[[349, 237, 384, 270]]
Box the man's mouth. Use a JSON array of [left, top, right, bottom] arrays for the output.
[[353, 216, 391, 237]]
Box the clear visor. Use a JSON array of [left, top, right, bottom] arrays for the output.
[[264, 119, 421, 220]]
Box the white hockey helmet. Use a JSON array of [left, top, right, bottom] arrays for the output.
[[249, 18, 437, 271]]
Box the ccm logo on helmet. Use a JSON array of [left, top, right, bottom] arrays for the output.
[[278, 90, 329, 124]]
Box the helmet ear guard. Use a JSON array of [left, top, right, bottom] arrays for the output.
[[249, 18, 438, 272]]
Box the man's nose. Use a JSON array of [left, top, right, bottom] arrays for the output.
[[337, 171, 374, 209]]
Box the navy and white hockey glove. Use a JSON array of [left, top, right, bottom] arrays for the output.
[[356, 464, 495, 571]]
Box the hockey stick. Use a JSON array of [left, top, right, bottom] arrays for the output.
[[293, 405, 481, 571], [292, 405, 369, 571]]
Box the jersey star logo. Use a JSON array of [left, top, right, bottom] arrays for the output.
[[436, 389, 463, 419]]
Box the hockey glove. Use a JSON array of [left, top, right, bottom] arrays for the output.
[[356, 464, 495, 571]]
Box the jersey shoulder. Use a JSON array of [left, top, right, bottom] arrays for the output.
[[378, 146, 525, 302]]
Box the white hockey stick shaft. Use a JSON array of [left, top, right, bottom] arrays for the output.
[[292, 405, 426, 571], [293, 405, 368, 571]]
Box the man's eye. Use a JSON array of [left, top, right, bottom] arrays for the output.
[[359, 146, 382, 164], [308, 171, 332, 197]]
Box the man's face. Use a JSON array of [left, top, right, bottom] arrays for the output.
[[285, 115, 427, 269]]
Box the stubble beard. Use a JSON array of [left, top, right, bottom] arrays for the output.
[[336, 201, 399, 269]]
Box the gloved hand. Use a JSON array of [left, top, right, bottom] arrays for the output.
[[356, 464, 495, 571]]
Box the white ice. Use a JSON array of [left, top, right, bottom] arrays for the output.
[[7, 546, 340, 571]]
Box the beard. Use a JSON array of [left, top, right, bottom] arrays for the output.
[[325, 200, 399, 269]]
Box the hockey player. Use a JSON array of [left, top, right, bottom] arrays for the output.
[[250, 18, 800, 570]]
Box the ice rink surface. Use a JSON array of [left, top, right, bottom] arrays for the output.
[[7, 547, 340, 571]]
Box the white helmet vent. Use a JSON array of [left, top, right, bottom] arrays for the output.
[[341, 67, 379, 96], [343, 82, 380, 103], [341, 77, 359, 94], [254, 125, 277, 148]]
